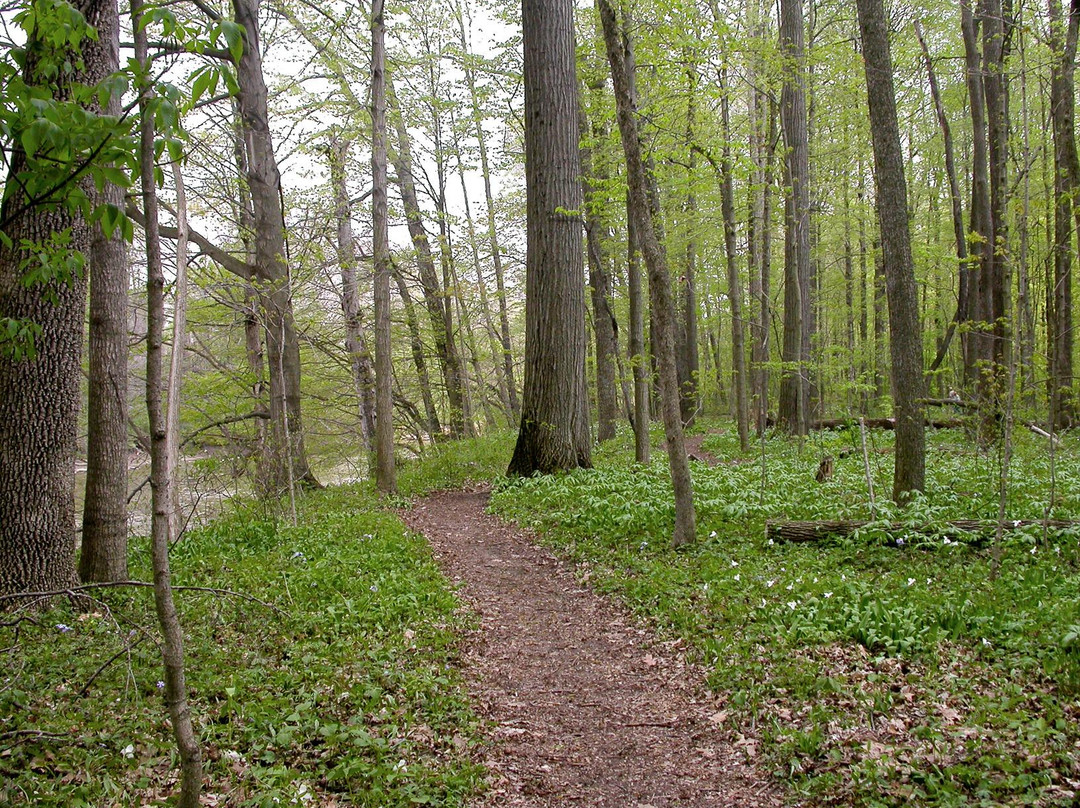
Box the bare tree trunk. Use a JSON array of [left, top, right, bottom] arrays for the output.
[[719, 65, 749, 451], [388, 79, 468, 439], [598, 0, 696, 547], [856, 0, 926, 499], [679, 66, 700, 427], [453, 0, 518, 417], [133, 3, 202, 802], [165, 163, 189, 542], [1048, 0, 1079, 428], [371, 0, 396, 493], [327, 137, 378, 454], [80, 3, 129, 582], [508, 0, 592, 476], [628, 195, 651, 463], [232, 0, 316, 490], [778, 0, 811, 435], [581, 97, 619, 442], [392, 265, 441, 441]]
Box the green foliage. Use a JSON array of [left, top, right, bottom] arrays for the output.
[[489, 425, 1080, 805], [0, 486, 483, 806]]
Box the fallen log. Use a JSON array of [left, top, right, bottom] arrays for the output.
[[766, 417, 964, 431], [766, 518, 1080, 544]]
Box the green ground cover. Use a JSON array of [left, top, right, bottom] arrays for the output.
[[489, 424, 1080, 806]]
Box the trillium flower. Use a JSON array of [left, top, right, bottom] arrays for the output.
[[710, 530, 718, 538], [785, 583, 794, 591], [730, 559, 738, 568], [766, 579, 776, 588], [156, 681, 165, 689], [733, 574, 741, 582], [897, 537, 905, 546], [906, 577, 916, 586], [55, 623, 72, 633], [787, 600, 798, 610], [1030, 546, 1037, 555], [823, 591, 833, 598]]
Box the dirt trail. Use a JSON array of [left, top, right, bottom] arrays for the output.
[[403, 489, 783, 807]]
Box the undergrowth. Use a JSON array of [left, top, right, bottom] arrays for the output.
[[0, 483, 487, 807], [490, 423, 1080, 806]]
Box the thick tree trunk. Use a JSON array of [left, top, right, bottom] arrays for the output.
[[1048, 0, 1079, 428], [856, 0, 927, 499], [80, 2, 129, 583], [778, 0, 811, 435], [0, 0, 119, 597], [598, 0, 695, 547], [232, 0, 315, 491], [508, 0, 592, 476], [372, 0, 396, 494]]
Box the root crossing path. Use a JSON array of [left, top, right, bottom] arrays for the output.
[[403, 489, 783, 807]]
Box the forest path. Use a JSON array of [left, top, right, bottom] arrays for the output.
[[402, 489, 783, 807]]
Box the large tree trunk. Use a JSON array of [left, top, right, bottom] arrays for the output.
[[80, 1, 129, 583], [372, 0, 396, 494], [232, 0, 316, 491], [598, 0, 696, 547], [392, 265, 441, 441], [327, 138, 378, 455], [1048, 0, 1079, 429], [856, 0, 926, 500], [777, 0, 812, 435], [0, 0, 118, 597], [508, 0, 592, 476]]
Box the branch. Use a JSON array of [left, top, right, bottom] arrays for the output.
[[0, 581, 283, 614], [126, 203, 255, 280]]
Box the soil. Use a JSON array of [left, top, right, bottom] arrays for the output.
[[403, 489, 784, 807]]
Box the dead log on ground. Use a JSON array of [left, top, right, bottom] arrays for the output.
[[766, 518, 1080, 544]]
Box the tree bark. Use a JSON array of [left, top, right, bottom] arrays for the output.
[[598, 0, 695, 547], [778, 0, 811, 435], [133, 2, 203, 802], [371, 0, 396, 494], [80, 0, 129, 583], [165, 162, 189, 543], [628, 193, 651, 464], [856, 0, 927, 499], [232, 0, 316, 491], [392, 264, 441, 441], [508, 0, 592, 476]]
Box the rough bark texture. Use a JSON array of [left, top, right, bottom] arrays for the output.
[[628, 196, 651, 464], [856, 0, 926, 499], [372, 0, 396, 494], [598, 0, 696, 548], [777, 0, 811, 435], [232, 0, 315, 493], [80, 0, 129, 583], [0, 0, 116, 597], [508, 0, 592, 476], [1047, 0, 1080, 428]]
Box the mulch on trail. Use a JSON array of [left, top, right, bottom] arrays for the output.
[[403, 489, 784, 807]]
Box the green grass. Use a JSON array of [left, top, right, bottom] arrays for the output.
[[489, 422, 1080, 806], [0, 483, 488, 807]]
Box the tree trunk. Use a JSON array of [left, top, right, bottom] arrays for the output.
[[719, 66, 749, 451], [388, 78, 468, 439], [1048, 0, 1079, 428], [679, 68, 700, 427], [508, 0, 592, 476], [393, 264, 442, 441], [165, 162, 190, 542], [327, 138, 378, 455], [581, 99, 619, 443], [133, 3, 203, 803], [232, 0, 316, 491], [0, 0, 118, 597], [453, 0, 519, 418], [598, 0, 696, 547], [628, 193, 651, 464], [778, 0, 811, 435], [80, 2, 129, 583], [372, 0, 396, 494], [856, 0, 926, 500]]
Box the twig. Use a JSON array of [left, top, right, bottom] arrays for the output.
[[0, 581, 283, 615], [79, 633, 147, 697]]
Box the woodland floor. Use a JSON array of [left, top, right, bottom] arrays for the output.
[[403, 488, 784, 807]]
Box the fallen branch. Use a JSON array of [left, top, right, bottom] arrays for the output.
[[0, 581, 282, 614], [766, 518, 1080, 544]]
